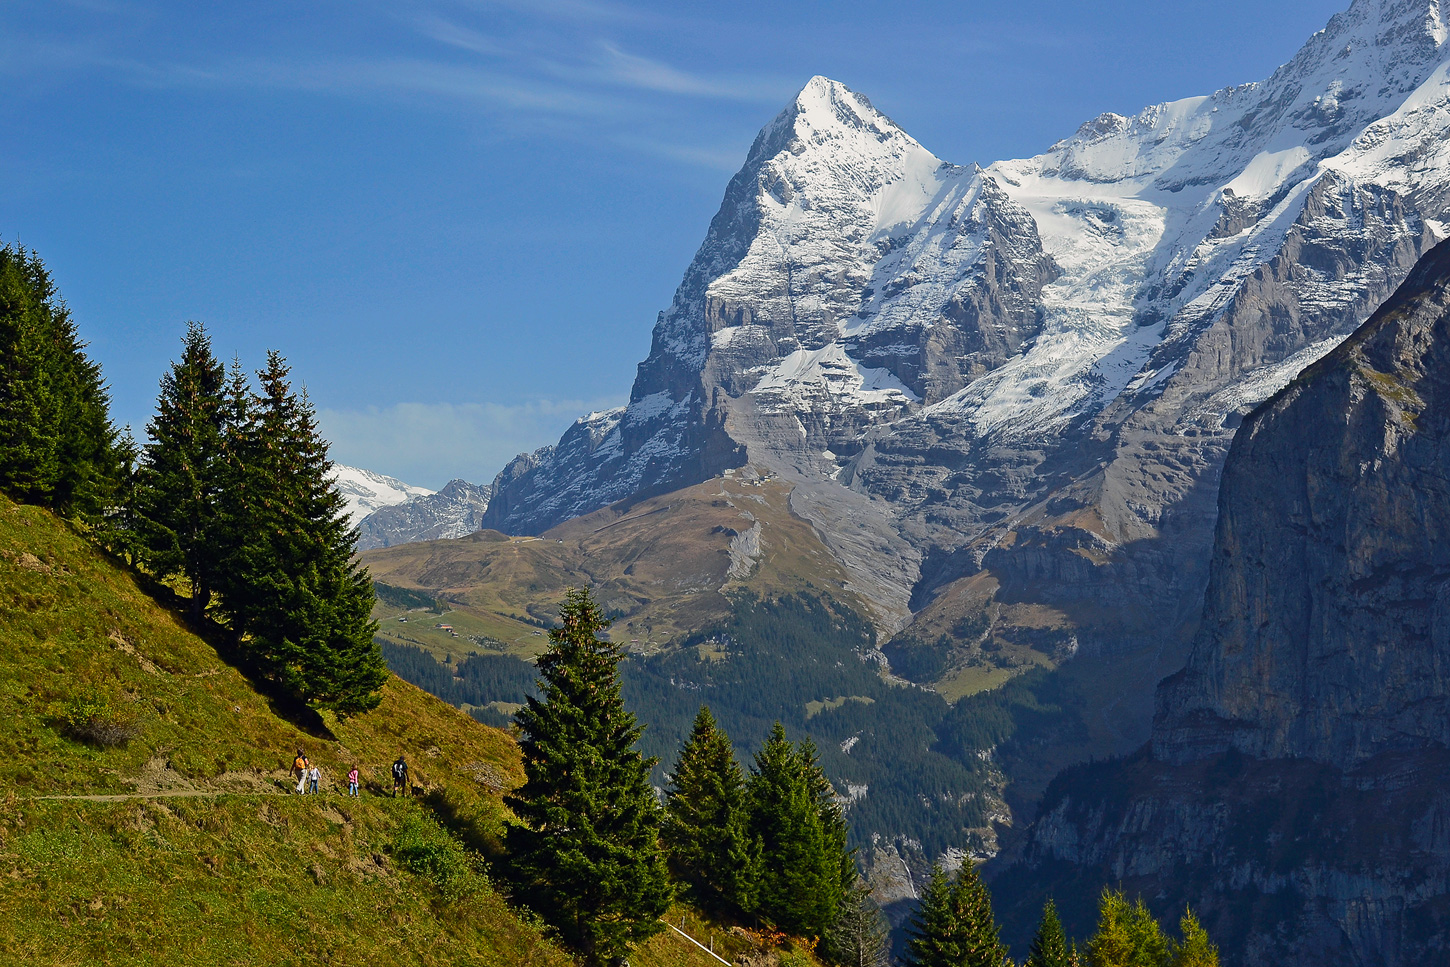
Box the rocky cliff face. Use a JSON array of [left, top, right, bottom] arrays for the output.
[[1155, 239, 1450, 769], [485, 0, 1450, 664], [355, 478, 493, 551], [996, 239, 1450, 967]]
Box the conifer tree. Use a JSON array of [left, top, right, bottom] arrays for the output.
[[1170, 911, 1218, 967], [1027, 898, 1071, 967], [211, 352, 386, 716], [747, 722, 853, 938], [664, 705, 761, 916], [1085, 889, 1170, 967], [903, 861, 1008, 967], [504, 587, 672, 967], [824, 878, 890, 967], [0, 243, 120, 518], [134, 322, 226, 621]]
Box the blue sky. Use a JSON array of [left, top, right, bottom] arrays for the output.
[[3, 0, 1347, 487]]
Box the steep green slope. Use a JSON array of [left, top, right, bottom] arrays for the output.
[[0, 493, 566, 964], [0, 495, 771, 967]]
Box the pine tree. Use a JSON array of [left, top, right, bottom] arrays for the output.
[[903, 861, 1008, 967], [747, 722, 853, 938], [824, 878, 890, 967], [504, 587, 672, 967], [134, 322, 227, 621], [664, 705, 761, 915], [0, 244, 120, 518], [94, 425, 143, 565], [1085, 889, 1170, 967], [211, 352, 386, 716], [1027, 898, 1071, 967], [1170, 910, 1218, 967]]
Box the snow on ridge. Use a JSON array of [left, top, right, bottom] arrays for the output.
[[934, 0, 1450, 440], [750, 344, 919, 412], [331, 465, 434, 528]]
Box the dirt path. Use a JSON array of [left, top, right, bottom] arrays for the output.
[[31, 789, 285, 802]]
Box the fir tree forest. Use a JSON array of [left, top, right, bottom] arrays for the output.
[[0, 242, 1221, 965]]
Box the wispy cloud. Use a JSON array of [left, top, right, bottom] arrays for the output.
[[10, 0, 787, 170], [437, 0, 651, 27], [318, 397, 622, 489]]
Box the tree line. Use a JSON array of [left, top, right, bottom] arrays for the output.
[[501, 586, 1220, 967], [501, 586, 862, 967], [905, 865, 1218, 967], [0, 245, 385, 717]]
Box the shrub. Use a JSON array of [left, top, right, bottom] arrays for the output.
[[53, 690, 138, 747], [392, 810, 486, 903]]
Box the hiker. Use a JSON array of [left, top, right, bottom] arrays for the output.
[[392, 755, 408, 797], [347, 766, 360, 797], [308, 763, 321, 795], [293, 749, 309, 795]]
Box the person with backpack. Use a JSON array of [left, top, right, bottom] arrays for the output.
[[293, 749, 309, 795], [392, 756, 408, 797], [347, 766, 360, 797]]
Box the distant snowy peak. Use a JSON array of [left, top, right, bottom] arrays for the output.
[[355, 478, 493, 551], [330, 465, 434, 528]]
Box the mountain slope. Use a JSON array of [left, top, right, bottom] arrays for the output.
[[0, 495, 747, 967], [486, 0, 1449, 623], [994, 238, 1450, 967]]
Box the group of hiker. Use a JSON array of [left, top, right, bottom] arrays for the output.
[[290, 750, 409, 798]]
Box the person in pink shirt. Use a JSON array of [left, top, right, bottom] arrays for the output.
[[347, 766, 360, 797]]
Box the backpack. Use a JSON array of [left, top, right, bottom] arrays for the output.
[[393, 761, 405, 779]]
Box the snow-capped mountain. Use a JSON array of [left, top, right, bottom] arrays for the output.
[[354, 478, 493, 551], [330, 465, 434, 528], [484, 0, 1450, 655]]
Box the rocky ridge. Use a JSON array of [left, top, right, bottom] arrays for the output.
[[995, 239, 1450, 967], [355, 478, 493, 551]]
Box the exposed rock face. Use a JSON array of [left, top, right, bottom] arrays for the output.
[[485, 2, 1450, 667], [1156, 238, 1450, 767], [996, 240, 1450, 967], [483, 77, 1058, 548], [355, 479, 493, 551]]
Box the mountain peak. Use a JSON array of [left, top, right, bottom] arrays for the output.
[[745, 75, 918, 170]]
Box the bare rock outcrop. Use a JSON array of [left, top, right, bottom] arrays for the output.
[[995, 239, 1450, 967]]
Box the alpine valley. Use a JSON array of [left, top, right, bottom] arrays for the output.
[[360, 0, 1450, 961]]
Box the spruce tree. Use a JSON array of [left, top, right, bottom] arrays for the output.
[[0, 244, 120, 518], [664, 705, 761, 916], [1027, 898, 1071, 967], [134, 322, 227, 621], [903, 861, 1008, 967], [1085, 890, 1169, 967], [211, 352, 386, 716], [824, 878, 890, 967], [1170, 911, 1218, 967], [747, 722, 853, 938], [504, 587, 672, 967]]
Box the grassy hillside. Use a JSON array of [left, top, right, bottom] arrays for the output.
[[363, 470, 870, 659], [0, 494, 786, 967]]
